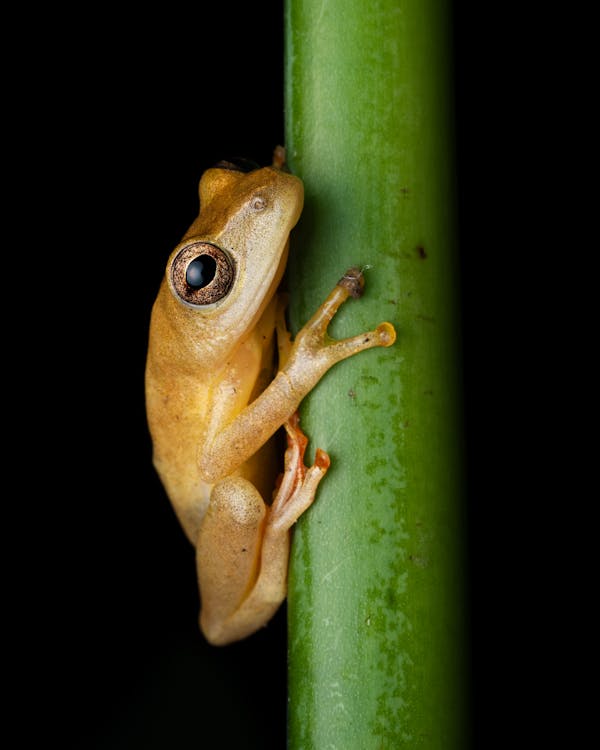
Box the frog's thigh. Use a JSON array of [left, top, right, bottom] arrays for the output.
[[196, 476, 266, 629]]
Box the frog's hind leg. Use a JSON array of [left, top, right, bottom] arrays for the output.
[[197, 477, 268, 644], [196, 412, 329, 646]]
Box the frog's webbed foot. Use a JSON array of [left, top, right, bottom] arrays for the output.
[[317, 266, 396, 349], [268, 412, 330, 533], [286, 267, 396, 385]]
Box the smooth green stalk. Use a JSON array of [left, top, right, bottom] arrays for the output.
[[284, 1, 467, 747]]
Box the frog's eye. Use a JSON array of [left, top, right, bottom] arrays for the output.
[[170, 241, 234, 306]]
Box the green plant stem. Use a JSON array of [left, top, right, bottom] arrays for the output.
[[284, 1, 467, 747]]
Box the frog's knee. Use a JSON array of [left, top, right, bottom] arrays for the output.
[[210, 477, 266, 527]]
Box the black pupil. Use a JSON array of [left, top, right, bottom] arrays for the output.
[[186, 255, 217, 289]]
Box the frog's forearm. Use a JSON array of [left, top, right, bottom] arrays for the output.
[[197, 369, 303, 483]]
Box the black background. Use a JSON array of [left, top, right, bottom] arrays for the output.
[[9, 2, 561, 748]]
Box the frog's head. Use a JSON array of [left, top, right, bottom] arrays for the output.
[[156, 154, 304, 369]]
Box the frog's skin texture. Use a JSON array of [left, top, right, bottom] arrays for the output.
[[145, 150, 396, 645]]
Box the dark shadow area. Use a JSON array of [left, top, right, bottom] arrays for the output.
[[23, 3, 288, 749], [452, 2, 546, 745]]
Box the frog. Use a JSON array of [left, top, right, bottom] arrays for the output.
[[145, 147, 396, 645]]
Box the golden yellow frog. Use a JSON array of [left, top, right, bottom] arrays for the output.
[[145, 148, 396, 645]]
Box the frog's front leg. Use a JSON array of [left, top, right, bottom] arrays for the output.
[[197, 415, 328, 645], [197, 267, 396, 484]]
